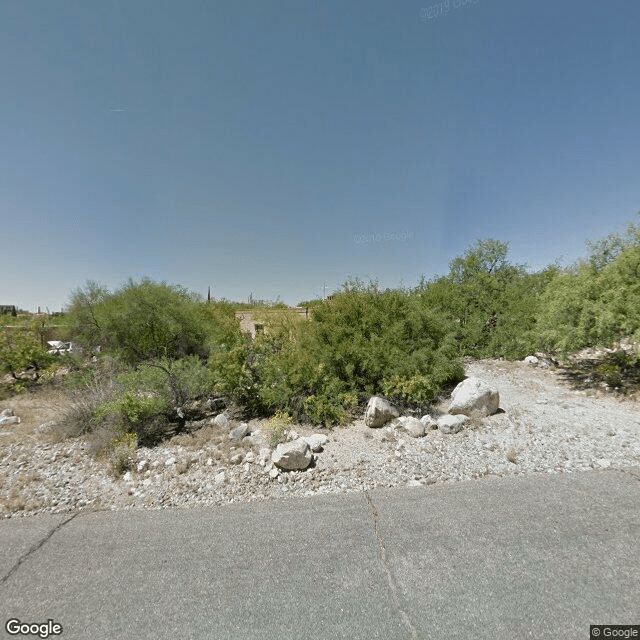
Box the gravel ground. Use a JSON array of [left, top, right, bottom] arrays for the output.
[[1, 358, 639, 518]]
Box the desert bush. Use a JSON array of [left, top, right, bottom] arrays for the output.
[[66, 278, 219, 366], [109, 432, 138, 476], [303, 390, 359, 427], [94, 391, 170, 430], [584, 214, 640, 272], [414, 239, 552, 360], [0, 322, 55, 383], [246, 285, 464, 424], [92, 389, 173, 448], [54, 358, 123, 440], [264, 409, 293, 447], [534, 244, 640, 355], [56, 355, 212, 447], [64, 278, 251, 436], [89, 356, 218, 446]]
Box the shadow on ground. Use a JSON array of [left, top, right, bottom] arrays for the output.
[[555, 350, 640, 397]]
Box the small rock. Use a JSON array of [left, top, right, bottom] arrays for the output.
[[165, 457, 176, 467], [229, 423, 250, 441], [123, 471, 133, 483], [258, 448, 271, 466], [269, 467, 280, 479], [0, 416, 20, 426], [229, 453, 244, 465], [213, 412, 230, 428], [437, 414, 469, 434], [365, 396, 399, 428], [420, 415, 437, 430], [244, 451, 255, 463], [136, 460, 149, 473], [214, 471, 226, 485], [0, 408, 13, 417], [397, 417, 425, 438], [303, 434, 329, 452], [524, 355, 539, 366]]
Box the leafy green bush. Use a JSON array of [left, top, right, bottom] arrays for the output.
[[246, 285, 464, 424], [0, 323, 55, 383], [264, 409, 293, 447], [110, 432, 138, 476], [534, 244, 640, 355], [94, 391, 170, 431], [86, 355, 224, 446], [303, 390, 358, 427], [113, 356, 214, 402], [414, 239, 552, 360], [65, 277, 251, 427], [66, 278, 216, 366]]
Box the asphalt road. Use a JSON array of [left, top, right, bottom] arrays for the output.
[[1, 469, 639, 640]]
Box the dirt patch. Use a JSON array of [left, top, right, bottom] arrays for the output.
[[0, 385, 70, 445]]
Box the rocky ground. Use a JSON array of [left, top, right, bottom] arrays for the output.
[[1, 357, 640, 518]]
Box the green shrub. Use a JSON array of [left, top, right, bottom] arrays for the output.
[[264, 409, 293, 447], [534, 244, 640, 355], [110, 431, 138, 476], [86, 355, 220, 446], [246, 285, 464, 424], [66, 278, 223, 366], [0, 323, 55, 382], [415, 239, 554, 360], [94, 391, 171, 436], [303, 390, 358, 427]]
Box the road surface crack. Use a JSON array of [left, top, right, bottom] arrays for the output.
[[364, 491, 418, 640], [1, 512, 80, 586]]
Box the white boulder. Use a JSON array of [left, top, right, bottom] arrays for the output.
[[365, 397, 399, 428], [420, 415, 437, 430], [213, 412, 230, 428], [397, 417, 426, 438], [302, 434, 329, 452], [229, 423, 250, 441], [272, 439, 312, 470], [437, 414, 469, 434], [449, 377, 499, 417]]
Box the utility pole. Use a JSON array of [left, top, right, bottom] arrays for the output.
[[207, 286, 211, 303], [323, 282, 326, 299]]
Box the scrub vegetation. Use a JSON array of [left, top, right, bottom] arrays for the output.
[[3, 214, 640, 465]]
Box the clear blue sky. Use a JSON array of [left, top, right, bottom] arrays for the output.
[[2, 0, 639, 312]]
